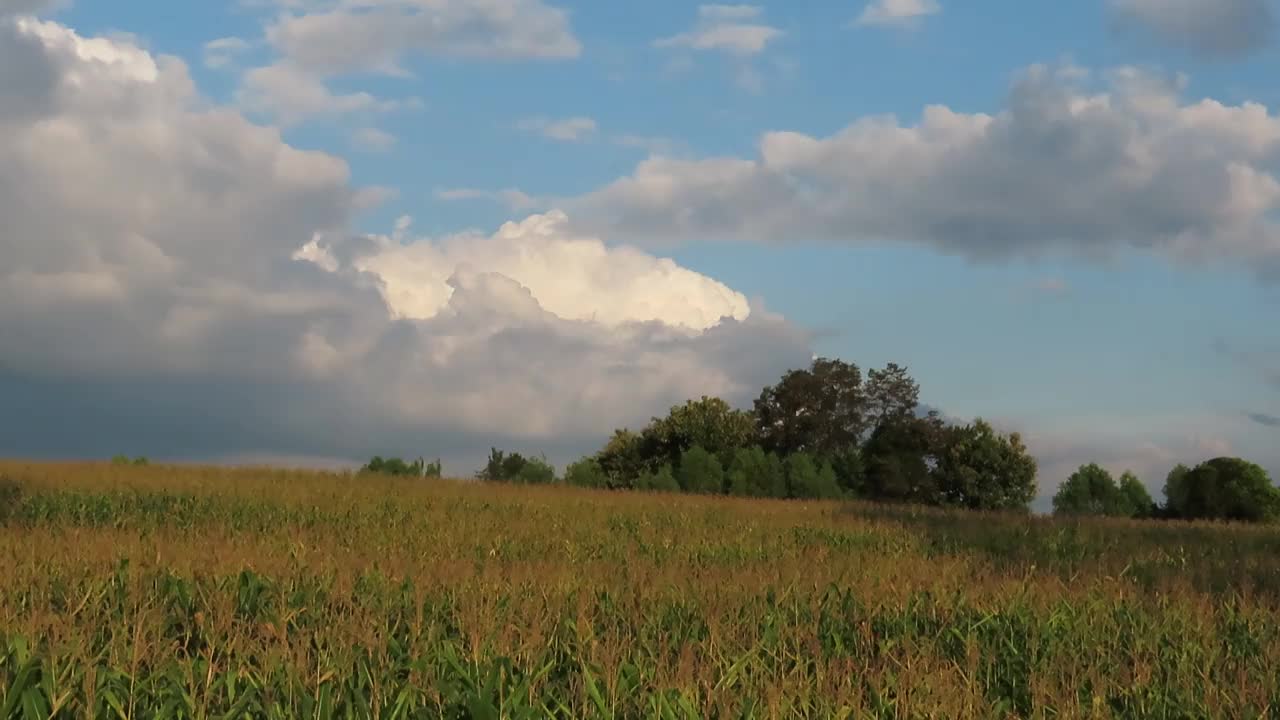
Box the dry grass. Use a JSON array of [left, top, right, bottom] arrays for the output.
[[0, 459, 1277, 718]]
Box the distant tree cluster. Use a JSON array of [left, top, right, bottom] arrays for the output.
[[553, 358, 1039, 509], [477, 448, 556, 485], [359, 456, 442, 478], [1052, 457, 1278, 523]]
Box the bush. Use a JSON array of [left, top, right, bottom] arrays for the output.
[[1163, 457, 1280, 523], [112, 455, 149, 466], [0, 477, 21, 524]]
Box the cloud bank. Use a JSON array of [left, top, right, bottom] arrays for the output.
[[0, 16, 811, 465]]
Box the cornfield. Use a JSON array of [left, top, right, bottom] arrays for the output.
[[1, 460, 1277, 718]]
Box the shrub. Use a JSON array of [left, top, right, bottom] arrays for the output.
[[360, 456, 441, 478], [726, 447, 786, 498], [479, 449, 555, 484], [786, 452, 842, 500], [635, 465, 679, 493]]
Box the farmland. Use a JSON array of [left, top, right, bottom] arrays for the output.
[[1, 461, 1278, 718]]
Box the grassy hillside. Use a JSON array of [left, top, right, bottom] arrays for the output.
[[0, 460, 1277, 718]]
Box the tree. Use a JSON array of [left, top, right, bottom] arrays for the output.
[[785, 452, 842, 500], [636, 465, 680, 493], [1117, 471, 1155, 518], [726, 446, 786, 498], [1161, 464, 1191, 518], [754, 358, 866, 457], [642, 396, 756, 468], [594, 430, 646, 489], [360, 456, 440, 478], [865, 363, 921, 431], [478, 448, 554, 484], [1052, 463, 1127, 517], [564, 458, 608, 488], [934, 419, 1037, 511], [861, 413, 944, 504], [1162, 457, 1280, 523], [676, 445, 724, 495]]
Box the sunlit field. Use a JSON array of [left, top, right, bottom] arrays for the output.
[[1, 460, 1278, 718]]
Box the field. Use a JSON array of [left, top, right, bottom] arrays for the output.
[[1, 461, 1278, 718]]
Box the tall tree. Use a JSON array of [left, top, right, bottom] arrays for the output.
[[1163, 457, 1280, 522], [861, 412, 945, 504], [933, 419, 1037, 511], [1052, 463, 1127, 517], [1117, 471, 1155, 518], [642, 396, 756, 468], [753, 358, 866, 457], [865, 363, 921, 430]]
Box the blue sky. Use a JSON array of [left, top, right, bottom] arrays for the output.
[[3, 0, 1280, 505]]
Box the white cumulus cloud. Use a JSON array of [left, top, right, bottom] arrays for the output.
[[856, 0, 941, 28], [655, 4, 782, 56], [571, 64, 1280, 279]]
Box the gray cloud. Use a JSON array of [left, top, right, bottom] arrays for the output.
[[0, 17, 812, 467], [1110, 0, 1275, 58], [1246, 411, 1280, 428], [570, 64, 1280, 279]]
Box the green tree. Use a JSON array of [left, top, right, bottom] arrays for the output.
[[753, 358, 867, 457], [1161, 463, 1191, 518], [1118, 471, 1155, 518], [516, 457, 556, 485], [564, 458, 609, 488], [676, 445, 724, 495], [1052, 463, 1127, 517], [478, 449, 554, 484], [861, 413, 944, 504], [1163, 457, 1280, 522], [934, 419, 1037, 511], [865, 363, 921, 430], [636, 465, 680, 493], [785, 452, 842, 500], [594, 430, 646, 489], [641, 396, 756, 468], [360, 456, 440, 478], [726, 446, 786, 498]]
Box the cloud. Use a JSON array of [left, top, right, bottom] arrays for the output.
[[0, 17, 811, 464], [237, 62, 413, 125], [0, 0, 57, 16], [203, 36, 249, 69], [435, 187, 539, 211], [856, 0, 941, 29], [351, 126, 396, 152], [1246, 411, 1280, 428], [571, 64, 1280, 278], [264, 0, 581, 76], [517, 115, 597, 142], [1110, 0, 1275, 58], [655, 4, 782, 56]]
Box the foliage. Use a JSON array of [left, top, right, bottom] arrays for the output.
[[860, 413, 944, 504], [593, 429, 646, 488], [478, 448, 555, 485], [112, 455, 149, 466], [754, 358, 867, 457], [1118, 471, 1156, 518], [563, 458, 609, 488], [1162, 457, 1280, 523], [784, 452, 842, 499], [1053, 463, 1129, 517], [635, 464, 679, 493], [934, 419, 1037, 511], [726, 447, 786, 498], [864, 362, 922, 429], [676, 445, 724, 495], [359, 455, 441, 478]]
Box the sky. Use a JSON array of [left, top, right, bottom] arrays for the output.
[[2, 0, 1279, 509]]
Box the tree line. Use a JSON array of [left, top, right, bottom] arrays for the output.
[[359, 357, 1278, 522]]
